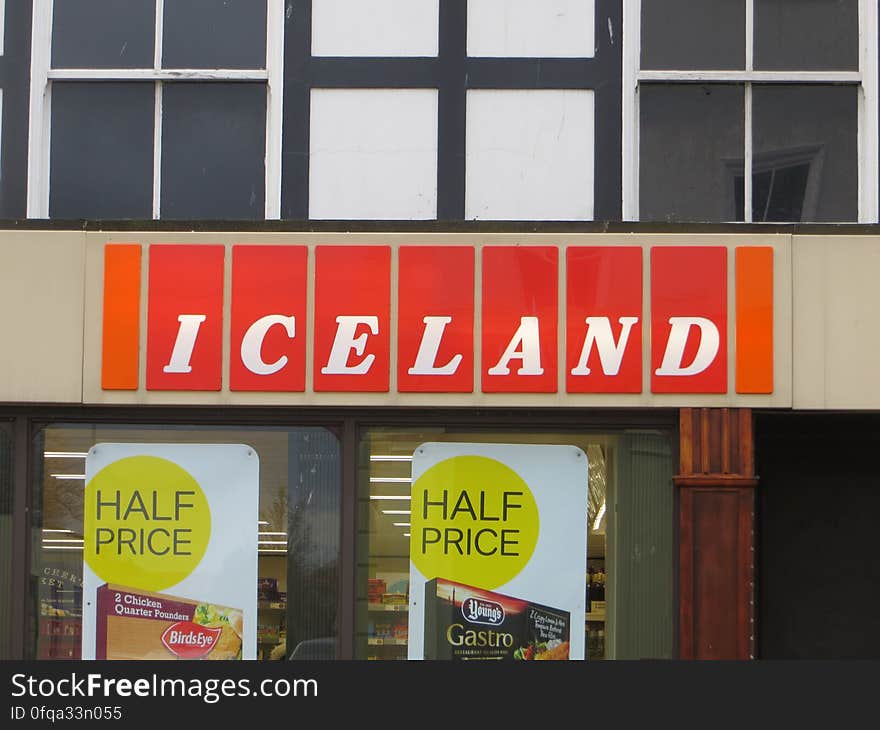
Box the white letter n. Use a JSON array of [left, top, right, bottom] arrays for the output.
[[570, 316, 638, 376]]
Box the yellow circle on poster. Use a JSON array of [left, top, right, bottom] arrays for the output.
[[83, 456, 210, 592], [410, 455, 539, 589]]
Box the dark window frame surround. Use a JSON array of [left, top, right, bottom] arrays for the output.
[[1, 403, 676, 660]]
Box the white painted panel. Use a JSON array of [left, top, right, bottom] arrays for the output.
[[309, 89, 438, 220], [311, 0, 439, 57], [467, 0, 595, 58], [466, 89, 594, 221]]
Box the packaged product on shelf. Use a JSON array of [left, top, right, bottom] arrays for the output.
[[381, 592, 408, 605], [367, 579, 386, 604], [257, 578, 278, 601]]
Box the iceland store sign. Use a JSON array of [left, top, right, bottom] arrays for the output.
[[100, 242, 774, 396]]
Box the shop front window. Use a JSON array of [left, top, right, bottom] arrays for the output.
[[28, 423, 340, 661], [356, 427, 674, 660], [0, 427, 11, 658]]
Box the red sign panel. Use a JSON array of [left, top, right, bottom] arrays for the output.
[[230, 245, 307, 392], [313, 246, 391, 392], [651, 247, 727, 393], [398, 246, 474, 392], [482, 247, 558, 393], [566, 247, 642, 393], [146, 245, 224, 391]]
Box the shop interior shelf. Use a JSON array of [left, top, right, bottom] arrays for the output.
[[367, 603, 408, 612], [367, 638, 408, 646]]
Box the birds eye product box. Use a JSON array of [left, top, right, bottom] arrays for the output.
[[95, 584, 243, 660]]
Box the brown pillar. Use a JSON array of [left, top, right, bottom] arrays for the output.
[[676, 408, 756, 659]]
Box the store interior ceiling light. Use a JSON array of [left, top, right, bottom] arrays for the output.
[[258, 520, 269, 525], [258, 549, 287, 554], [50, 473, 86, 480], [258, 531, 287, 536], [381, 509, 411, 515], [369, 495, 411, 500], [42, 528, 74, 533], [370, 455, 412, 462], [369, 476, 411, 483], [392, 522, 411, 527], [42, 545, 83, 550], [258, 540, 286, 546], [593, 500, 606, 532], [41, 538, 84, 544], [402, 533, 411, 538], [44, 451, 88, 458]]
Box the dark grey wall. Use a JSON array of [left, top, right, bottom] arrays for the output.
[[0, 0, 32, 218], [757, 414, 880, 659]]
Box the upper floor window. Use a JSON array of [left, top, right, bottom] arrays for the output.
[[27, 0, 282, 220], [625, 0, 875, 223]]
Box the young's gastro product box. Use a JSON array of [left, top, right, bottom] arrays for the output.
[[423, 578, 570, 660], [95, 584, 243, 660]]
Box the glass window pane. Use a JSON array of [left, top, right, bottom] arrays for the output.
[[52, 0, 155, 69], [0, 428, 11, 659], [753, 85, 857, 222], [639, 84, 745, 222], [162, 0, 267, 69], [754, 0, 858, 71], [161, 83, 266, 220], [641, 0, 745, 70], [49, 82, 154, 220], [30, 424, 340, 661], [357, 427, 674, 660]]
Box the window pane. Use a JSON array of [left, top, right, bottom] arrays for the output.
[[641, 0, 745, 70], [162, 0, 267, 69], [639, 84, 744, 222], [754, 0, 858, 71], [0, 428, 11, 659], [753, 85, 857, 222], [52, 0, 155, 69], [29, 424, 340, 661], [357, 427, 674, 660], [161, 83, 266, 220], [467, 0, 595, 58], [309, 89, 438, 220], [49, 82, 154, 219], [312, 0, 439, 57], [466, 89, 594, 221]]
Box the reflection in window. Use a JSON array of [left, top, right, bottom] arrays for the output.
[[357, 427, 673, 660], [752, 85, 857, 222], [29, 424, 340, 661], [640, 84, 745, 222]]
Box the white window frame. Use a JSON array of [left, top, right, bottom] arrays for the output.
[[27, 0, 284, 219], [623, 0, 878, 223]]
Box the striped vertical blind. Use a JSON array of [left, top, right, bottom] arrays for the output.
[[286, 428, 341, 657], [613, 431, 675, 659]]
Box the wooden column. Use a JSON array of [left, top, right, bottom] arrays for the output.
[[676, 408, 756, 660]]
